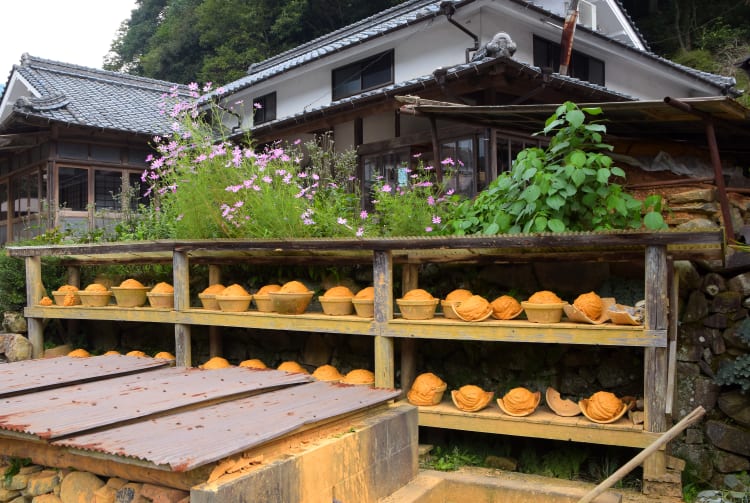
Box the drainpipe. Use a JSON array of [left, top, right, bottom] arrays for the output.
[[439, 1, 479, 64], [559, 0, 579, 76]]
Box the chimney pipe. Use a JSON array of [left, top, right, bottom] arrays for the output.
[[559, 0, 579, 76]]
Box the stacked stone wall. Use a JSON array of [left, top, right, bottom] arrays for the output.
[[0, 463, 188, 503]]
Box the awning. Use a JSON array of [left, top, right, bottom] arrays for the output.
[[397, 95, 750, 153]]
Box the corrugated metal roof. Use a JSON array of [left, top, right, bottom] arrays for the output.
[[0, 355, 169, 398], [56, 380, 401, 471], [397, 95, 750, 153], [0, 357, 399, 473], [0, 363, 311, 439]]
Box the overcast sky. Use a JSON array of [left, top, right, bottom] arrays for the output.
[[1, 0, 137, 82]]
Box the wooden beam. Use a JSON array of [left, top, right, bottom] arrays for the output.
[[374, 250, 394, 388], [643, 245, 669, 479], [0, 437, 210, 491]]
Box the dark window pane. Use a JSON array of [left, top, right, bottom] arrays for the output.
[[59, 167, 88, 211], [91, 145, 122, 164], [128, 172, 150, 210], [95, 170, 122, 210], [253, 92, 277, 124], [58, 142, 88, 160], [333, 50, 394, 100], [0, 182, 7, 220]]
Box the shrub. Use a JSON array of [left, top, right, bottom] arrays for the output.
[[445, 102, 666, 235]]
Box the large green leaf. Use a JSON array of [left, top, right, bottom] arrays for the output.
[[521, 185, 541, 203], [571, 169, 587, 187], [566, 109, 585, 128], [548, 219, 566, 232], [546, 194, 565, 210], [643, 211, 666, 230]]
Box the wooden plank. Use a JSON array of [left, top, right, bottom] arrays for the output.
[[643, 245, 669, 480], [385, 318, 660, 347], [208, 265, 223, 357], [25, 306, 179, 323], [5, 231, 724, 258], [0, 437, 210, 491], [25, 256, 45, 358], [400, 264, 419, 394], [374, 250, 394, 388], [173, 251, 192, 367], [416, 401, 660, 448], [176, 310, 378, 336]]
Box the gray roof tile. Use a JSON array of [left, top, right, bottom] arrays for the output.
[[5, 54, 189, 135], [208, 0, 735, 102]]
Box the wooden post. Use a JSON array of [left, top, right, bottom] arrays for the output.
[[66, 265, 81, 344], [666, 260, 678, 417], [401, 263, 419, 394], [173, 251, 192, 367], [208, 265, 222, 358], [373, 250, 394, 388], [25, 256, 45, 358], [643, 245, 669, 479]]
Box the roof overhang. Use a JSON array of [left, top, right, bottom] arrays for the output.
[[245, 56, 632, 143], [396, 95, 750, 154]]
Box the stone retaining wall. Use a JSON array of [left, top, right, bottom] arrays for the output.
[[0, 463, 188, 503]]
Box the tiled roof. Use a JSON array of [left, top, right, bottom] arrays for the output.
[[247, 56, 634, 138], [3, 54, 188, 135], [210, 0, 735, 101]]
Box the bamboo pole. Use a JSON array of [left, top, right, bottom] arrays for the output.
[[577, 406, 706, 503]]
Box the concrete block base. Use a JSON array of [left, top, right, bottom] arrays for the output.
[[191, 403, 417, 503]]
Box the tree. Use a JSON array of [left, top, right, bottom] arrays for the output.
[[107, 0, 404, 84], [104, 0, 169, 75]]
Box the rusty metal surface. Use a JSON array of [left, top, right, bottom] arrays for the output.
[[0, 365, 311, 440], [55, 380, 401, 471], [0, 355, 170, 398]]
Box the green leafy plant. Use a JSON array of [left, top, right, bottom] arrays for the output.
[[366, 158, 458, 237], [422, 445, 481, 471], [140, 85, 456, 239], [3, 457, 31, 486], [446, 102, 667, 235], [716, 318, 750, 393]]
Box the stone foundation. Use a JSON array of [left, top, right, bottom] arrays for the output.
[[0, 463, 189, 503]]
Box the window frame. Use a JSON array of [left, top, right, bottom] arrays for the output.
[[532, 35, 605, 86], [332, 50, 395, 101], [252, 92, 277, 125]]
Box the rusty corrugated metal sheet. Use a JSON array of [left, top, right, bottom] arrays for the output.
[[0, 355, 169, 398], [0, 364, 311, 439], [55, 380, 401, 471]]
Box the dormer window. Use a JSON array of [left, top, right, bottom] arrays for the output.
[[533, 36, 604, 86], [253, 92, 277, 125], [332, 50, 394, 101]]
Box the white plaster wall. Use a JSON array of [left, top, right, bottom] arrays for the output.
[[363, 113, 395, 144], [334, 121, 356, 152], [221, 0, 725, 129]]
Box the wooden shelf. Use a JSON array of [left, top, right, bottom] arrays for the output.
[[25, 306, 178, 324], [25, 306, 378, 336], [414, 399, 660, 448], [386, 317, 661, 347], [176, 309, 377, 335]]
